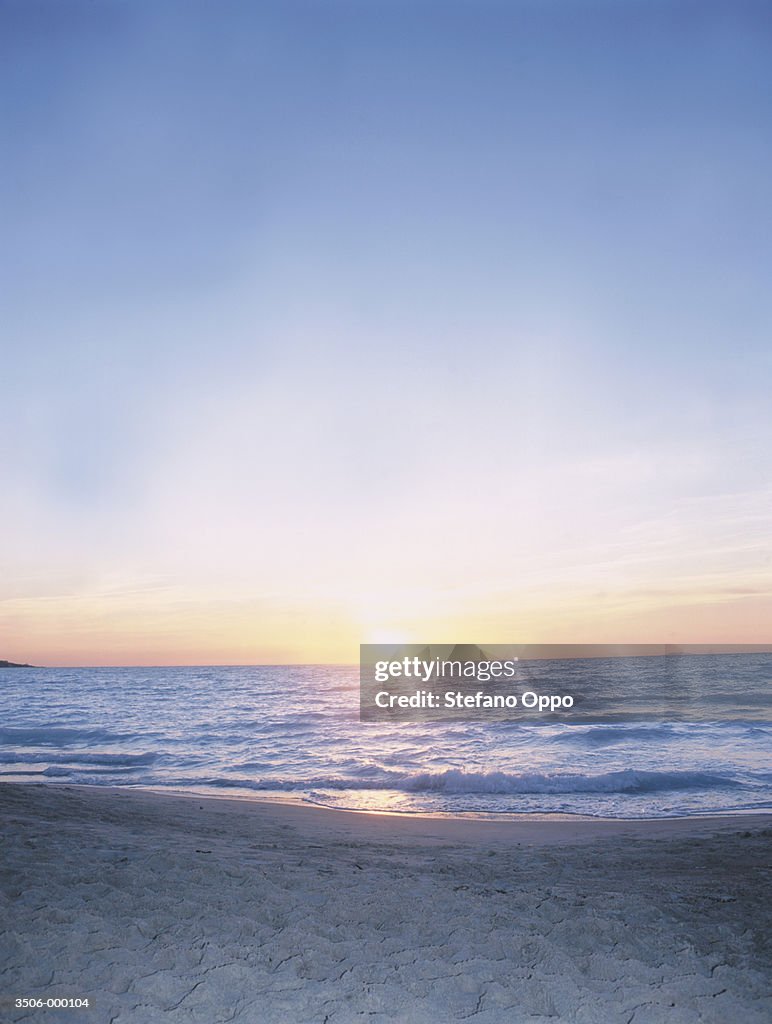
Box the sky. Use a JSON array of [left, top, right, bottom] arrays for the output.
[[1, 0, 771, 665]]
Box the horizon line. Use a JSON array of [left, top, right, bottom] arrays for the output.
[[6, 644, 772, 670]]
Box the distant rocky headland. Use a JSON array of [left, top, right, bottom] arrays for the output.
[[0, 659, 33, 668]]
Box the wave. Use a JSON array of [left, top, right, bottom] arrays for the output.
[[543, 722, 770, 748], [171, 767, 742, 796], [40, 765, 151, 777], [0, 750, 160, 767], [0, 726, 135, 746], [397, 768, 740, 794]]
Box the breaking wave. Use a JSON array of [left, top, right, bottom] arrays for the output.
[[175, 767, 742, 795]]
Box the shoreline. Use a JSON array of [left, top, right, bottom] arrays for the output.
[[2, 781, 770, 1022], [6, 780, 772, 845]]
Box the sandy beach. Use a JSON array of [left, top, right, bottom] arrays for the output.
[[0, 785, 769, 1023]]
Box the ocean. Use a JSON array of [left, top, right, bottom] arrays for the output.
[[1, 655, 770, 819]]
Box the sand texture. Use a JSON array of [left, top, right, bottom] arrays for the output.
[[1, 784, 770, 1023]]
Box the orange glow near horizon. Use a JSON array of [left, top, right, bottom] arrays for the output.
[[4, 582, 771, 666]]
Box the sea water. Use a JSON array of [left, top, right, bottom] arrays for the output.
[[1, 655, 770, 818]]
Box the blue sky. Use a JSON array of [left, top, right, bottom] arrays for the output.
[[2, 1, 771, 662]]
